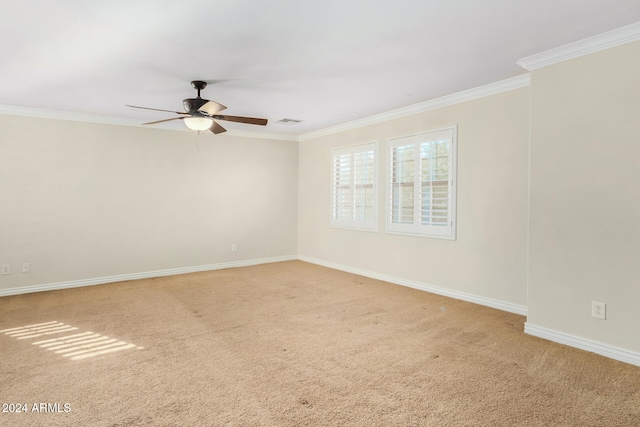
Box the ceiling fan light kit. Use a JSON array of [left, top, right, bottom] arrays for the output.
[[127, 81, 268, 135], [184, 116, 214, 132]]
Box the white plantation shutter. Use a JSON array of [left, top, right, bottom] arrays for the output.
[[391, 144, 415, 224], [420, 139, 450, 227], [331, 143, 377, 230], [333, 151, 352, 221], [388, 127, 456, 239], [353, 149, 375, 222]]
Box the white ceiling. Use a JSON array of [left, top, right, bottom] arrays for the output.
[[1, 1, 639, 137]]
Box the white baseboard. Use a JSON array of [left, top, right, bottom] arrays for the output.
[[525, 322, 640, 367], [0, 255, 297, 297], [5, 254, 638, 367], [299, 256, 640, 367], [298, 255, 527, 316]]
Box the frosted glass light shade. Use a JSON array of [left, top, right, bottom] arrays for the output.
[[184, 116, 213, 131]]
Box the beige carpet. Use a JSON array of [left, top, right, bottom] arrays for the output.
[[1, 261, 639, 426]]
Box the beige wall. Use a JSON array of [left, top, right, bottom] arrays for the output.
[[298, 87, 530, 310], [527, 40, 640, 352], [0, 115, 298, 292]]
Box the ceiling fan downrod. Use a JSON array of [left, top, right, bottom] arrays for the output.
[[191, 80, 207, 98]]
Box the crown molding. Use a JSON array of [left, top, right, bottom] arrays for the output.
[[2, 73, 533, 144], [225, 129, 299, 141], [517, 21, 640, 71], [0, 104, 298, 141], [2, 74, 531, 144], [298, 74, 530, 141], [0, 104, 142, 127]]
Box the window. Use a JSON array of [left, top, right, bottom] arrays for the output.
[[331, 142, 377, 230], [387, 126, 456, 239]]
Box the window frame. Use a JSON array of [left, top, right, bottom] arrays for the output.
[[386, 126, 457, 240], [330, 142, 378, 231]]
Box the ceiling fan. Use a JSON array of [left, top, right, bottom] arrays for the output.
[[126, 80, 268, 134]]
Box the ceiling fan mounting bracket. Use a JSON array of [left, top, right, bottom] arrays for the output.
[[191, 80, 207, 94]]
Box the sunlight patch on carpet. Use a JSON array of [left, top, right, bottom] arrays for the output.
[[1, 321, 144, 361]]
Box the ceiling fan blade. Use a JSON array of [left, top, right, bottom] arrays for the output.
[[209, 120, 226, 134], [142, 117, 184, 125], [213, 115, 268, 126], [126, 105, 188, 115], [199, 100, 227, 115]]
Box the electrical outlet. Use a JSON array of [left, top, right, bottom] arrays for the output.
[[1, 264, 9, 275], [22, 263, 30, 273], [394, 254, 400, 264], [592, 301, 606, 320], [231, 244, 238, 252]]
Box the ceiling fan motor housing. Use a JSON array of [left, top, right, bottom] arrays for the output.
[[183, 98, 209, 114]]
